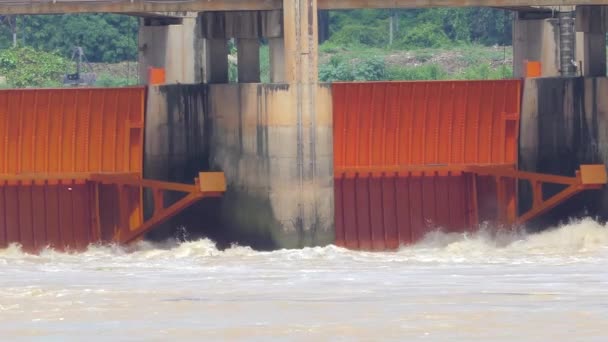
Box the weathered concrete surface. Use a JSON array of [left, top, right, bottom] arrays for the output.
[[208, 84, 334, 249], [138, 13, 203, 84], [200, 10, 282, 39], [519, 77, 608, 228], [513, 16, 562, 77], [204, 38, 229, 84], [144, 85, 217, 241], [144, 83, 334, 249], [237, 38, 261, 83]]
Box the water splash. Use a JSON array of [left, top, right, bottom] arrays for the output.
[[1, 218, 607, 265]]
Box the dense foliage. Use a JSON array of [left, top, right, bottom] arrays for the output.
[[0, 47, 67, 87], [327, 8, 512, 48], [0, 14, 137, 63], [0, 8, 510, 63], [318, 54, 512, 83]]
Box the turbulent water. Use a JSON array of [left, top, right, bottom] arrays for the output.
[[1, 219, 608, 341]]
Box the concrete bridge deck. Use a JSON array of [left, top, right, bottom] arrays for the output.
[[0, 0, 603, 14]]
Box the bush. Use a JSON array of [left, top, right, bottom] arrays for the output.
[[319, 56, 387, 82], [456, 63, 512, 80], [328, 24, 388, 47], [388, 64, 448, 80], [397, 22, 451, 49], [351, 56, 387, 81], [319, 56, 354, 82], [0, 47, 66, 87], [95, 73, 136, 87]]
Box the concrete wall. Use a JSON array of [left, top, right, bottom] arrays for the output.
[[519, 77, 608, 227], [144, 83, 334, 249]]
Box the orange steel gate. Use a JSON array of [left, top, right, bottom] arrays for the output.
[[333, 81, 606, 250], [0, 88, 225, 252]]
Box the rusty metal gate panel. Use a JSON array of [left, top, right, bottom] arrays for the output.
[[0, 87, 146, 251], [333, 80, 521, 169], [0, 182, 93, 251], [0, 87, 145, 174], [335, 171, 478, 250], [333, 80, 522, 250]]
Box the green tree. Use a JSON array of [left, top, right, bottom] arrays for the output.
[[0, 47, 67, 87], [13, 14, 137, 62]]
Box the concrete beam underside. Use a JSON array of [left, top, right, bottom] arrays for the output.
[[4, 0, 608, 14]]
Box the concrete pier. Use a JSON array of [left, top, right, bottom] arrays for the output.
[[143, 85, 218, 241], [519, 77, 608, 228], [576, 6, 608, 77], [208, 84, 334, 248], [143, 82, 333, 248], [141, 1, 334, 248]]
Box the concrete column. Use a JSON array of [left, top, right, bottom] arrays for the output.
[[205, 39, 229, 84], [576, 6, 608, 77], [237, 38, 260, 83], [512, 14, 561, 78], [268, 37, 286, 83], [138, 13, 203, 84], [318, 10, 330, 43], [282, 0, 319, 84], [519, 77, 608, 227]]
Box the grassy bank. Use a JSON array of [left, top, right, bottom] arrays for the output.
[[0, 44, 514, 88], [316, 43, 513, 82]]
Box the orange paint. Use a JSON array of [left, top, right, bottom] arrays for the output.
[[0, 87, 145, 251], [148, 67, 166, 85], [333, 81, 522, 169], [525, 61, 542, 78], [0, 87, 145, 175], [333, 80, 522, 249], [0, 87, 225, 253]]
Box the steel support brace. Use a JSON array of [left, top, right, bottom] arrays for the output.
[[118, 192, 206, 244], [467, 164, 607, 225], [0, 172, 226, 246], [334, 164, 607, 227], [90, 172, 226, 244]]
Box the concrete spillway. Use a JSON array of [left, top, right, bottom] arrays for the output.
[[141, 79, 606, 250], [0, 78, 606, 252]]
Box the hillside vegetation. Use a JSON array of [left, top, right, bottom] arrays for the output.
[[0, 8, 513, 87]]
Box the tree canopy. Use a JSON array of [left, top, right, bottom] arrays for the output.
[[327, 8, 512, 48], [0, 14, 138, 63]]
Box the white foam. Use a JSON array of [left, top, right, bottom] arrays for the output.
[[1, 217, 607, 265]]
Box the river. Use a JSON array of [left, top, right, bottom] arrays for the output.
[[1, 218, 608, 341]]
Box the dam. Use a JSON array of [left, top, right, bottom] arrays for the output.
[[1, 2, 608, 341], [0, 1, 608, 252]]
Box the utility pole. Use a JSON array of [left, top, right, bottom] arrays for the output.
[[389, 10, 394, 46], [389, 9, 399, 47]]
